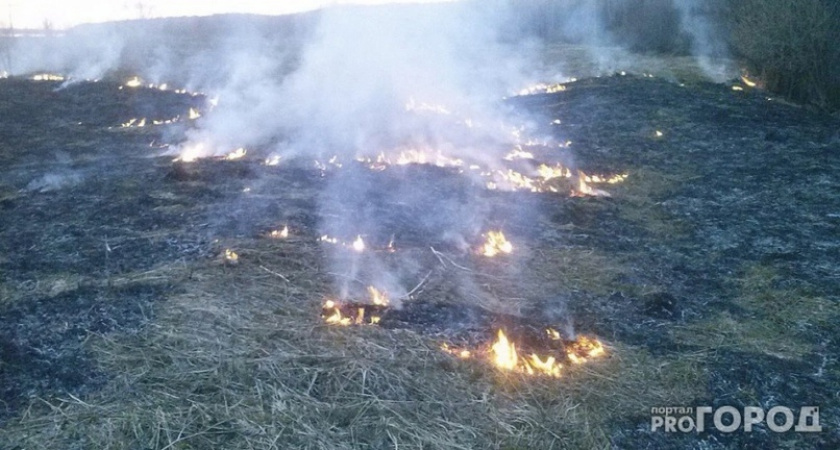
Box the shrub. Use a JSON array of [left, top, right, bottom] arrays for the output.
[[730, 0, 840, 110]]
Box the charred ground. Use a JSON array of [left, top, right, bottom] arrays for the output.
[[0, 74, 838, 449]]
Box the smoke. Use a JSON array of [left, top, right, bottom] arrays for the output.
[[671, 0, 733, 81], [0, 1, 735, 317]]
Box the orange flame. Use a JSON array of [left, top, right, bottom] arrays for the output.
[[491, 329, 518, 371], [567, 335, 605, 365], [481, 231, 513, 257], [367, 286, 389, 306]]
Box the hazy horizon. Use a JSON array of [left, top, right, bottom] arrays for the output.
[[0, 0, 459, 30]]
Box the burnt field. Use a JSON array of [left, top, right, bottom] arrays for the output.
[[1, 73, 839, 449]]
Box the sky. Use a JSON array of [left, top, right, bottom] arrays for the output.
[[0, 0, 457, 29]]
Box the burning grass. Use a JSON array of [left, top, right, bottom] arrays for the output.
[[2, 67, 840, 448], [0, 247, 706, 449]]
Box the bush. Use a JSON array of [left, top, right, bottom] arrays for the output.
[[731, 0, 840, 110]]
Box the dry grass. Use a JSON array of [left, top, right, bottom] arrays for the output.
[[0, 233, 706, 449], [670, 264, 838, 360], [543, 43, 737, 84]]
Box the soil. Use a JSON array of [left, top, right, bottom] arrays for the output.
[[1, 74, 839, 448]]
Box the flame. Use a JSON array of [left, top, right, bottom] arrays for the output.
[[31, 73, 65, 81], [323, 300, 352, 326], [265, 155, 281, 166], [655, 130, 664, 138], [732, 85, 744, 92], [503, 146, 535, 161], [367, 286, 389, 306], [481, 231, 513, 257], [537, 163, 572, 181], [517, 82, 567, 96], [322, 300, 380, 326], [526, 354, 562, 378], [124, 77, 142, 88], [319, 235, 339, 245], [491, 329, 518, 371], [740, 75, 758, 88], [573, 171, 611, 197], [224, 249, 239, 263], [489, 330, 564, 377], [441, 343, 472, 359], [224, 148, 247, 160], [174, 143, 206, 163], [567, 336, 606, 364], [352, 235, 365, 252], [269, 226, 289, 239], [358, 149, 464, 170], [188, 108, 201, 120]]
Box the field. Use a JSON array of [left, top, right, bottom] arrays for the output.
[[1, 24, 839, 450]]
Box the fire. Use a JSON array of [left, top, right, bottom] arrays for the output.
[[352, 235, 365, 252], [526, 354, 562, 378], [174, 143, 204, 163], [503, 146, 535, 161], [224, 249, 239, 263], [537, 163, 572, 181], [358, 149, 465, 170], [491, 329, 518, 370], [31, 73, 65, 81], [367, 286, 389, 306], [269, 226, 289, 239], [265, 155, 281, 166], [321, 299, 381, 326], [188, 108, 202, 120], [572, 171, 611, 197], [489, 330, 564, 377], [567, 335, 605, 364], [319, 235, 339, 245], [124, 77, 142, 88], [740, 75, 758, 88], [481, 231, 513, 257], [441, 343, 472, 359], [655, 130, 664, 138], [323, 300, 352, 326], [224, 148, 247, 160], [517, 82, 567, 96]]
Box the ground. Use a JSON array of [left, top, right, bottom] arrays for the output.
[[0, 67, 839, 449]]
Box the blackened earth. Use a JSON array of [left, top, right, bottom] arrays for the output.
[[0, 75, 839, 449]]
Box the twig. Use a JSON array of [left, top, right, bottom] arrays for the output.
[[430, 247, 472, 272], [400, 271, 432, 299], [259, 265, 290, 283], [430, 246, 447, 267]]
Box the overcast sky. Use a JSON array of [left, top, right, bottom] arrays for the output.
[[0, 0, 457, 29]]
